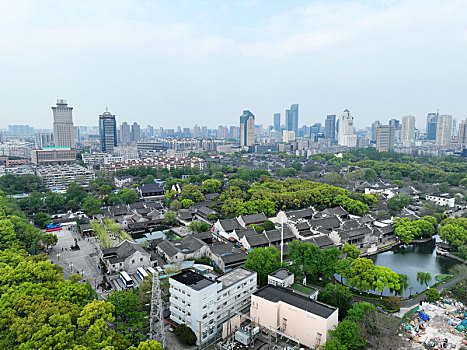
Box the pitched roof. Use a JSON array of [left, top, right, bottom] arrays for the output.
[[239, 213, 268, 225], [235, 228, 257, 239], [264, 227, 295, 243], [285, 208, 314, 220], [218, 218, 242, 232], [243, 234, 270, 248], [309, 235, 335, 249], [321, 206, 348, 217], [102, 240, 149, 263], [309, 216, 341, 230]]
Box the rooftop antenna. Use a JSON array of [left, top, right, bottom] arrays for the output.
[[105, 106, 108, 112]]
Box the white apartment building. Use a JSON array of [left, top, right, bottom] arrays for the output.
[[36, 164, 95, 189], [401, 115, 415, 146], [426, 193, 455, 208], [52, 99, 75, 148], [169, 268, 257, 345]]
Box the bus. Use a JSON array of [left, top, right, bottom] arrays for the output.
[[136, 267, 149, 280], [146, 267, 156, 276], [120, 271, 134, 289]]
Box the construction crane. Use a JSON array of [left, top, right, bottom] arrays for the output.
[[149, 272, 166, 348]]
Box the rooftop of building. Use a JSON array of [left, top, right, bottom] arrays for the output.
[[269, 268, 293, 281], [254, 285, 337, 319], [217, 267, 255, 289], [170, 270, 214, 291]]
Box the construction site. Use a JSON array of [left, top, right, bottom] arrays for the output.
[[399, 298, 467, 349]]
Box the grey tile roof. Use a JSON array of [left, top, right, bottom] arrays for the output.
[[309, 216, 341, 230], [244, 234, 270, 247], [309, 235, 335, 249], [285, 208, 314, 220], [264, 227, 295, 243], [218, 218, 242, 232], [239, 213, 268, 225]]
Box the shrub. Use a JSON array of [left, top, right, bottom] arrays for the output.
[[262, 220, 275, 231], [174, 324, 197, 345], [426, 288, 441, 302], [384, 296, 401, 311]]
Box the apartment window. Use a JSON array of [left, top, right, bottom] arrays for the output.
[[140, 258, 143, 262]]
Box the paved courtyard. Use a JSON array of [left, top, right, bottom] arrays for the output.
[[48, 224, 103, 289]]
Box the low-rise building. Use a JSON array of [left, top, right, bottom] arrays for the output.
[[169, 267, 257, 345], [250, 285, 338, 347], [267, 268, 294, 288], [426, 193, 455, 208], [101, 240, 153, 274]]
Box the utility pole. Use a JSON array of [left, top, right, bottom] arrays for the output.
[[149, 272, 165, 348], [280, 217, 284, 265], [199, 320, 202, 350]]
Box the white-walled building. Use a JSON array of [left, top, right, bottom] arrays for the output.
[[337, 109, 357, 147], [36, 164, 95, 189], [169, 267, 257, 345], [426, 193, 455, 208], [250, 285, 338, 348]]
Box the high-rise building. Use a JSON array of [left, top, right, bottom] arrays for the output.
[[337, 109, 357, 147], [52, 99, 75, 148], [240, 110, 255, 147], [193, 124, 201, 138], [436, 114, 453, 146], [458, 120, 467, 145], [324, 115, 336, 140], [146, 125, 154, 138], [131, 122, 141, 142], [120, 122, 131, 145], [401, 115, 415, 145], [389, 119, 400, 129], [376, 125, 395, 152], [8, 125, 35, 137], [274, 113, 281, 132], [99, 109, 117, 153], [285, 104, 299, 136], [371, 121, 381, 142], [426, 113, 438, 140]]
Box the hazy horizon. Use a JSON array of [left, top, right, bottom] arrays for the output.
[[1, 0, 466, 130]]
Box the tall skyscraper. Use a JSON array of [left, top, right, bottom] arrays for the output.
[[131, 122, 141, 142], [325, 115, 336, 140], [274, 113, 281, 132], [371, 121, 381, 142], [240, 110, 255, 147], [99, 109, 117, 153], [120, 122, 131, 145], [285, 104, 299, 136], [193, 124, 201, 138], [458, 119, 467, 146], [401, 115, 415, 145], [426, 112, 438, 140], [146, 125, 154, 138], [376, 125, 395, 152], [436, 114, 453, 146], [337, 109, 357, 147], [52, 99, 75, 148]]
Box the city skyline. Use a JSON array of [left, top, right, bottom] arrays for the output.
[[0, 1, 466, 129]]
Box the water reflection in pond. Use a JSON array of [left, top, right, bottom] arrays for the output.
[[369, 236, 458, 297]]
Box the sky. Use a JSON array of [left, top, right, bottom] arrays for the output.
[[0, 0, 466, 130]]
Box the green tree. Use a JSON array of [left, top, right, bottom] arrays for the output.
[[262, 220, 275, 231], [28, 191, 44, 213], [188, 220, 210, 233], [163, 211, 177, 226], [174, 324, 197, 345], [244, 247, 281, 286], [341, 243, 360, 259], [202, 179, 222, 193], [107, 290, 146, 344], [416, 271, 432, 286], [181, 198, 194, 209], [118, 188, 139, 204], [388, 194, 411, 212], [129, 340, 164, 350], [142, 174, 155, 184], [328, 320, 366, 350], [66, 182, 87, 204], [426, 288, 441, 302], [318, 283, 353, 320], [169, 199, 182, 211], [33, 212, 51, 229], [373, 265, 400, 296], [349, 258, 376, 292], [45, 191, 66, 213], [384, 296, 402, 311], [291, 161, 303, 171], [82, 196, 103, 216], [180, 184, 205, 202], [42, 232, 58, 251]]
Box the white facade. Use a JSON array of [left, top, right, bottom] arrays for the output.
[[169, 268, 257, 345], [436, 114, 453, 146], [36, 164, 95, 189], [52, 99, 75, 148], [337, 109, 357, 147], [426, 193, 455, 208], [401, 115, 415, 145], [282, 130, 295, 143]]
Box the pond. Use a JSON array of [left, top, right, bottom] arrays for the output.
[[369, 236, 459, 297], [134, 230, 172, 243]]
